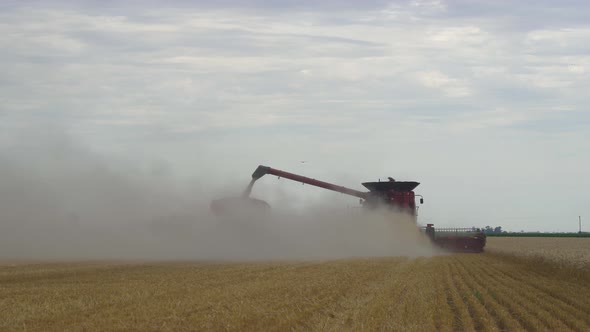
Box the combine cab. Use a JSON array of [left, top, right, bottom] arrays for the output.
[[211, 165, 486, 253]]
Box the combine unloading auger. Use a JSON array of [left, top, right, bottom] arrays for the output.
[[210, 165, 486, 252]]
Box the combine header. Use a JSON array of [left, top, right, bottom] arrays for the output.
[[211, 165, 486, 252]]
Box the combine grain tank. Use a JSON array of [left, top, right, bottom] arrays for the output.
[[211, 165, 486, 253]]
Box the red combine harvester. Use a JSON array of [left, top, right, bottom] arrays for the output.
[[211, 165, 486, 252]]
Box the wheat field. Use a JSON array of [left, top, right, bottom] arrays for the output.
[[2, 239, 590, 331], [486, 237, 590, 270]]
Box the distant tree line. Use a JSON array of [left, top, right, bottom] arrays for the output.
[[473, 225, 590, 237], [486, 232, 590, 238], [481, 226, 503, 234]]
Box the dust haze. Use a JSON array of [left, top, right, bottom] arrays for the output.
[[0, 129, 439, 261]]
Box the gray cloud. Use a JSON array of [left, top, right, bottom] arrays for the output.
[[0, 1, 589, 234]]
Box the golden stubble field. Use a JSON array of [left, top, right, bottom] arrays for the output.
[[486, 237, 590, 270], [1, 238, 589, 331]]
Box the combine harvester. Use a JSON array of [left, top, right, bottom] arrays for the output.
[[211, 165, 486, 252]]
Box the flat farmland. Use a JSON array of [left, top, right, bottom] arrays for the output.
[[486, 237, 590, 270], [2, 246, 590, 331]]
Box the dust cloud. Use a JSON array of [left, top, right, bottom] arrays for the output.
[[0, 130, 439, 261]]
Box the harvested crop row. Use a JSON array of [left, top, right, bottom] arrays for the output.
[[451, 257, 522, 331], [473, 255, 590, 330], [458, 255, 569, 330], [2, 252, 590, 331]]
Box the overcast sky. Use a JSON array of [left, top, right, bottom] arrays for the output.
[[1, 0, 589, 232]]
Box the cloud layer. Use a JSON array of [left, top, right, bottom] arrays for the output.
[[1, 1, 589, 232]]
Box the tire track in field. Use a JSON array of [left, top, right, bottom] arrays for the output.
[[470, 256, 588, 331], [448, 258, 496, 331], [452, 256, 522, 331]]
